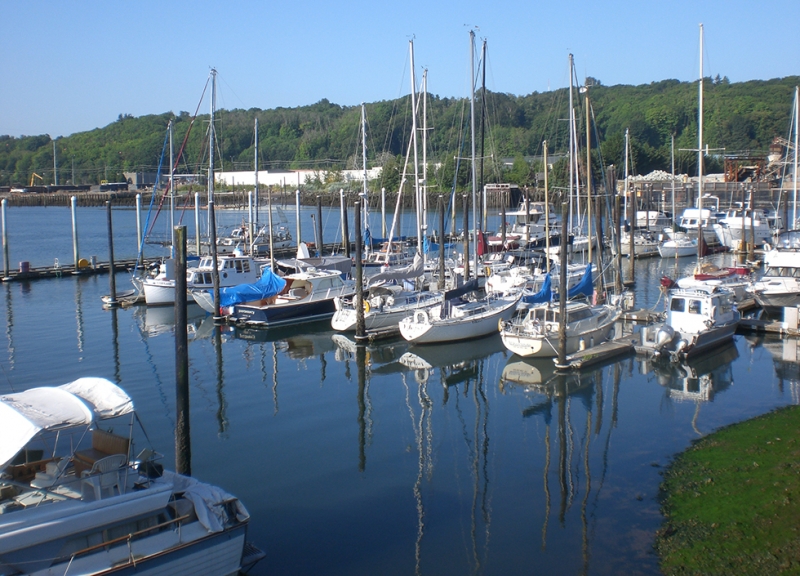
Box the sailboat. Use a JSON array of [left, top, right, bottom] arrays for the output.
[[398, 32, 522, 344]]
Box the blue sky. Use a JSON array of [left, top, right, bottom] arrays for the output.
[[2, 0, 798, 138]]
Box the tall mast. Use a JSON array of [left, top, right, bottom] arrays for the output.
[[697, 23, 704, 209], [794, 86, 799, 228], [585, 83, 592, 267], [209, 69, 216, 209], [53, 140, 58, 186], [470, 30, 478, 277], [568, 54, 574, 233], [409, 40, 421, 256], [671, 134, 676, 226], [422, 69, 428, 236], [480, 39, 487, 230], [623, 128, 629, 218], [169, 119, 175, 257], [361, 102, 369, 251], [255, 118, 259, 228]]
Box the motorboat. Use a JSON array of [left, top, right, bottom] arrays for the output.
[[713, 204, 778, 250], [620, 229, 661, 258], [138, 252, 264, 307], [748, 230, 800, 313], [640, 285, 740, 361], [668, 262, 754, 303], [668, 195, 724, 246], [191, 265, 287, 315], [658, 232, 697, 259], [499, 300, 620, 358], [331, 255, 441, 332], [0, 377, 263, 576], [228, 268, 355, 328], [398, 280, 521, 344]]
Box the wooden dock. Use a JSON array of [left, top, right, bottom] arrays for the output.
[[1, 258, 149, 282], [555, 336, 638, 371], [737, 318, 800, 337]]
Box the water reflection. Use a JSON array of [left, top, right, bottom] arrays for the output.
[[110, 308, 121, 384], [499, 355, 619, 567], [3, 283, 14, 371], [648, 342, 737, 403], [132, 303, 206, 339], [746, 335, 800, 402], [74, 278, 85, 359]]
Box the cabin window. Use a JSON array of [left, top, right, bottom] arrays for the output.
[[670, 298, 685, 312], [568, 308, 593, 322], [243, 261, 250, 273], [688, 299, 703, 314], [235, 260, 243, 273]]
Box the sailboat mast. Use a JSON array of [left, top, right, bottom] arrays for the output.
[[697, 23, 704, 209], [480, 39, 487, 231], [169, 119, 175, 258], [361, 102, 369, 248], [470, 30, 478, 277], [568, 54, 574, 233], [544, 140, 550, 273], [255, 118, 259, 229], [671, 134, 676, 226], [623, 128, 629, 218], [208, 68, 220, 316], [585, 84, 592, 267], [794, 86, 799, 228], [409, 40, 422, 256], [422, 69, 428, 236]]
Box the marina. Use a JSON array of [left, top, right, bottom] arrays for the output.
[[2, 203, 800, 574]]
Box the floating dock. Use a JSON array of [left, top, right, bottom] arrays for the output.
[[1, 258, 150, 282], [555, 336, 638, 371]]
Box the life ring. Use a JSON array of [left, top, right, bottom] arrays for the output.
[[545, 323, 553, 332], [485, 266, 492, 277], [363, 300, 371, 314], [414, 310, 428, 324]]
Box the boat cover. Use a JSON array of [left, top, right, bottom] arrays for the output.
[[444, 279, 480, 301], [522, 274, 552, 305], [217, 267, 287, 309], [0, 377, 133, 470], [367, 253, 423, 285], [568, 266, 593, 299]]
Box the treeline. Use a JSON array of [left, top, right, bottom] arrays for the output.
[[1, 75, 797, 192]]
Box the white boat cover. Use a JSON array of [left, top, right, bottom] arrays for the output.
[[367, 253, 423, 285], [0, 377, 133, 470]]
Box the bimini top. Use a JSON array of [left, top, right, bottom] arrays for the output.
[[0, 377, 133, 470]]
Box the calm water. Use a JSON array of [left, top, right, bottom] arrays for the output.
[[2, 207, 799, 575]]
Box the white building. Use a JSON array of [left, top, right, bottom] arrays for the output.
[[217, 168, 383, 188]]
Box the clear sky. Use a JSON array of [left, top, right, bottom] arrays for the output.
[[2, 0, 798, 138]]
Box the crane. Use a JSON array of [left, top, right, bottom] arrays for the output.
[[29, 173, 43, 186]]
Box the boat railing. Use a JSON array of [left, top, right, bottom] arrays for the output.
[[66, 512, 193, 565]]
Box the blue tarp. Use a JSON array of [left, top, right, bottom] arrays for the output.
[[567, 266, 593, 299], [215, 267, 287, 308], [521, 274, 552, 305]]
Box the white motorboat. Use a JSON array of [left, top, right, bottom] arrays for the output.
[[748, 230, 800, 312], [668, 195, 724, 246], [670, 262, 754, 303], [332, 254, 440, 332], [142, 253, 267, 307], [0, 377, 263, 576], [641, 285, 740, 361], [620, 229, 661, 258], [229, 268, 355, 327], [499, 300, 620, 358], [398, 280, 521, 344], [658, 233, 697, 258], [713, 204, 778, 250]]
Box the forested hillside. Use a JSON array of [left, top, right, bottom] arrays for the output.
[[1, 75, 797, 192]]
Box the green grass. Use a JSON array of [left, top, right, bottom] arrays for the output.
[[656, 405, 800, 575]]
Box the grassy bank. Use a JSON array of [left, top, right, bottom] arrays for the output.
[[656, 405, 800, 575]]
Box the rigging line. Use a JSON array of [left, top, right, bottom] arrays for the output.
[[146, 79, 211, 241]]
